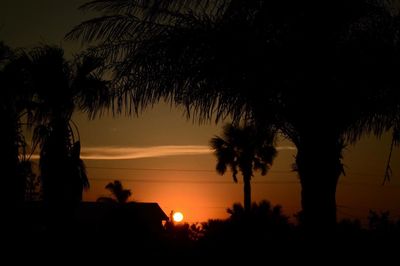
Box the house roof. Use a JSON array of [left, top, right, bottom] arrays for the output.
[[19, 201, 169, 222], [124, 202, 169, 221], [78, 201, 169, 221]]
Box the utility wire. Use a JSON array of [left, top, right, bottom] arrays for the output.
[[89, 177, 299, 184], [86, 166, 400, 186], [86, 166, 295, 174], [86, 166, 396, 179]]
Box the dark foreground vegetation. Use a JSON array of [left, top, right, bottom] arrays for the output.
[[3, 201, 399, 264]]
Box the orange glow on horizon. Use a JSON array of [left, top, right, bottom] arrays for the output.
[[81, 134, 400, 225]]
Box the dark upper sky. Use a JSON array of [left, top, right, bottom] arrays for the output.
[[1, 1, 86, 52]]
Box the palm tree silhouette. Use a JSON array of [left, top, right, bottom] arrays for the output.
[[0, 41, 33, 206], [97, 180, 132, 203], [20, 45, 110, 207], [210, 123, 277, 212], [68, 1, 400, 229]]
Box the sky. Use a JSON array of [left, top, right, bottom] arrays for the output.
[[1, 0, 400, 224]]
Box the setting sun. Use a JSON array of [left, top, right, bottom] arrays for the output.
[[172, 211, 184, 222]]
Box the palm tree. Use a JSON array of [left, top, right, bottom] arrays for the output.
[[20, 45, 110, 208], [0, 42, 33, 206], [210, 123, 277, 212], [67, 0, 400, 229], [97, 180, 132, 203]]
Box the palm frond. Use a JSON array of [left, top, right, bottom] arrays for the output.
[[211, 122, 277, 185], [215, 161, 227, 175], [253, 158, 268, 176], [66, 0, 260, 120], [79, 0, 227, 19], [79, 0, 142, 14], [105, 180, 131, 203], [66, 15, 161, 43], [383, 126, 399, 184], [72, 54, 112, 118], [231, 165, 238, 183], [68, 0, 400, 198]]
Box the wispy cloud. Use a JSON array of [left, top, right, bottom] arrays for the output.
[[81, 145, 212, 160], [30, 145, 296, 160], [276, 146, 297, 151]]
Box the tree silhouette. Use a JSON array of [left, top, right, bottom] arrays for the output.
[[200, 200, 291, 256], [0, 41, 33, 206], [23, 160, 40, 201], [19, 45, 110, 208], [210, 123, 277, 212], [227, 200, 289, 230], [68, 1, 400, 229], [97, 180, 132, 203]]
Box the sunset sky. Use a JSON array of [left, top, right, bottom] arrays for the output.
[[2, 0, 400, 224]]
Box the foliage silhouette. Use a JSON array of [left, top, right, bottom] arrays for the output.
[[197, 200, 291, 260], [367, 210, 400, 233], [232, 201, 291, 240], [22, 160, 40, 201], [68, 0, 400, 230], [97, 180, 132, 203], [17, 45, 110, 215], [0, 41, 33, 207], [210, 123, 277, 212]]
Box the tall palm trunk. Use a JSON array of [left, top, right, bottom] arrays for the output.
[[243, 174, 251, 213], [41, 117, 71, 205], [40, 116, 76, 230], [1, 112, 24, 206], [295, 134, 343, 231]]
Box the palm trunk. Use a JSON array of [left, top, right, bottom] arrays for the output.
[[1, 112, 24, 206], [40, 118, 74, 230], [41, 117, 73, 205], [295, 136, 343, 232], [243, 174, 251, 213], [0, 112, 25, 236]]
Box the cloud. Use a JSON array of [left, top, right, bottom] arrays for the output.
[[276, 146, 297, 151], [30, 145, 296, 160], [80, 145, 212, 160]]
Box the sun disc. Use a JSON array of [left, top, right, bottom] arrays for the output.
[[173, 212, 184, 222]]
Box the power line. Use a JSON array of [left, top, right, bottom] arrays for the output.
[[88, 177, 299, 184], [86, 166, 396, 178], [87, 177, 398, 187], [85, 166, 400, 186], [87, 166, 215, 172], [86, 166, 294, 174], [339, 180, 400, 187], [345, 171, 386, 177]]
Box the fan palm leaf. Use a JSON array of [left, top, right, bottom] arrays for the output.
[[210, 123, 277, 211]]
